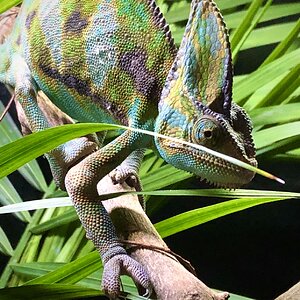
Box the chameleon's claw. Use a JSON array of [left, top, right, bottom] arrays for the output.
[[143, 287, 153, 299], [102, 254, 152, 299]]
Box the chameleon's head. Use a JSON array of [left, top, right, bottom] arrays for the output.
[[154, 0, 257, 188], [154, 98, 257, 188]]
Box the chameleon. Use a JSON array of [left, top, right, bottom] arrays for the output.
[[0, 0, 257, 297]]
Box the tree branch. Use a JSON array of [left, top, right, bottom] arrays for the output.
[[276, 281, 300, 300], [98, 176, 229, 299]]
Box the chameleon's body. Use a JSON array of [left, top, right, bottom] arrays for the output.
[[0, 0, 256, 297]]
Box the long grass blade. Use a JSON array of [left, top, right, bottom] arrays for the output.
[[234, 48, 300, 105], [2, 190, 299, 215], [0, 177, 31, 222], [0, 226, 14, 256], [0, 123, 284, 184], [0, 284, 102, 299], [230, 0, 263, 51], [155, 197, 294, 238], [232, 0, 273, 62], [261, 18, 300, 67]]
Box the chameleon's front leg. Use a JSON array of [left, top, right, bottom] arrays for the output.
[[65, 131, 151, 298]]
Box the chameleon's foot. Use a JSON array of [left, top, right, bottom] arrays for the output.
[[102, 254, 152, 299], [109, 167, 145, 209], [109, 166, 139, 188]]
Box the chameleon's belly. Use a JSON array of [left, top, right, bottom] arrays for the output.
[[20, 0, 175, 125]]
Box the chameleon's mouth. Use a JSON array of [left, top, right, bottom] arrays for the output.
[[199, 153, 257, 189], [171, 142, 257, 189]]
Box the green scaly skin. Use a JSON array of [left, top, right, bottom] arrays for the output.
[[0, 0, 256, 297]]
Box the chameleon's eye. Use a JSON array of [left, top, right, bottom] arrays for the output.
[[192, 117, 222, 147]]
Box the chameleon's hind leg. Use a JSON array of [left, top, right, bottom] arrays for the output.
[[65, 131, 151, 298], [109, 149, 146, 209]]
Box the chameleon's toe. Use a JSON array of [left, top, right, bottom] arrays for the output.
[[102, 254, 152, 299], [109, 166, 139, 187]]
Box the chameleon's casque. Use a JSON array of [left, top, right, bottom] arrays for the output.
[[0, 0, 256, 297]]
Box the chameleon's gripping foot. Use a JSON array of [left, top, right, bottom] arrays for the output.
[[109, 167, 146, 209], [109, 166, 139, 188], [102, 254, 152, 299]]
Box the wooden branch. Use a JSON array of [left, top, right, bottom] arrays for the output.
[[276, 281, 300, 300], [98, 176, 229, 300], [0, 7, 19, 43]]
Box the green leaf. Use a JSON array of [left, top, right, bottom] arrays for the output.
[[250, 103, 300, 127], [155, 197, 296, 238], [241, 22, 300, 51], [0, 123, 119, 178], [234, 48, 300, 105], [25, 251, 101, 285], [55, 226, 85, 263], [0, 123, 283, 185], [0, 177, 31, 222], [29, 208, 77, 234], [165, 0, 255, 25], [2, 189, 299, 214], [142, 164, 192, 190], [261, 18, 300, 67], [247, 64, 300, 112], [254, 121, 300, 150], [226, 3, 300, 29], [0, 102, 48, 192], [0, 197, 71, 214], [0, 284, 102, 300], [232, 0, 273, 61], [0, 226, 14, 256], [0, 0, 21, 14], [245, 64, 300, 110], [230, 0, 263, 51]]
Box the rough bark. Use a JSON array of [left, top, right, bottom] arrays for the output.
[[0, 7, 19, 43], [276, 281, 300, 300]]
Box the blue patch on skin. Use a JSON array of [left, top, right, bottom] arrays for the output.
[[205, 13, 222, 58], [158, 103, 188, 130], [128, 97, 142, 124], [86, 3, 118, 88], [136, 4, 148, 23]]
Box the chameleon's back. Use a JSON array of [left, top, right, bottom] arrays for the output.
[[10, 0, 176, 125]]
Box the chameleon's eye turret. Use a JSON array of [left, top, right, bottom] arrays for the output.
[[192, 117, 222, 148]]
